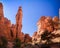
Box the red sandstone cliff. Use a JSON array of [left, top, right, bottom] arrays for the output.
[[0, 3, 32, 43], [0, 3, 24, 42]]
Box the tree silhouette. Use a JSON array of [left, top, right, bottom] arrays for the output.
[[13, 38, 21, 48], [0, 36, 8, 48], [41, 30, 53, 44]]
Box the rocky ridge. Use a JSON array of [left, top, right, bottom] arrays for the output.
[[32, 16, 60, 44]]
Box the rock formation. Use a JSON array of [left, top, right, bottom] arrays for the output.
[[24, 34, 32, 43], [32, 16, 60, 44], [10, 24, 16, 40], [16, 6, 22, 34], [0, 3, 32, 43], [16, 6, 24, 42], [4, 17, 11, 40], [0, 3, 25, 42], [0, 3, 6, 37], [1, 2, 60, 45]]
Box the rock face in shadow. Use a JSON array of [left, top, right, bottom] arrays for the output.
[[24, 34, 32, 43]]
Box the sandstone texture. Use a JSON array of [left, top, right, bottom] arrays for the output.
[[0, 3, 31, 43], [32, 16, 60, 44]]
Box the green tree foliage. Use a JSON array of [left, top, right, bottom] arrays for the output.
[[0, 36, 8, 48], [13, 38, 21, 48], [41, 30, 53, 44]]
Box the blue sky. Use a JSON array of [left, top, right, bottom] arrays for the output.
[[0, 0, 60, 36]]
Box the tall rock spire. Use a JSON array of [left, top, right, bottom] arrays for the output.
[[16, 6, 22, 24], [0, 3, 4, 24], [16, 6, 23, 37], [0, 3, 4, 16]]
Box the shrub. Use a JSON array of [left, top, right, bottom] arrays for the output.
[[0, 36, 8, 48], [13, 38, 21, 48]]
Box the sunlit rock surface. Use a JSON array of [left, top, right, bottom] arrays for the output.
[[0, 3, 26, 42], [32, 16, 60, 44]]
